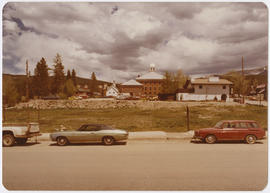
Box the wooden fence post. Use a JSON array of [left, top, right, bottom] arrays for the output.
[[38, 104, 40, 123], [186, 106, 190, 131], [3, 106, 5, 123]]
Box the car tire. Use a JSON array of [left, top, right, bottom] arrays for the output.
[[56, 136, 69, 146], [205, 135, 217, 144], [16, 138, 27, 145], [3, 134, 15, 147], [102, 136, 115, 145], [245, 135, 256, 144]]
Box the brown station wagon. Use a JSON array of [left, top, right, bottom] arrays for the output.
[[192, 120, 266, 144]]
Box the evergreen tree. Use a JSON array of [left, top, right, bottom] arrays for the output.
[[33, 57, 50, 97], [52, 53, 65, 94], [66, 69, 71, 80], [89, 72, 98, 94], [71, 69, 77, 86], [64, 79, 76, 97], [3, 78, 19, 106], [91, 72, 97, 80]]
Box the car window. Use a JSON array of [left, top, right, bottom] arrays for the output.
[[235, 123, 240, 128], [246, 122, 259, 128], [230, 123, 236, 128], [234, 122, 247, 128], [223, 122, 231, 128], [83, 125, 100, 131], [214, 121, 224, 128], [101, 125, 114, 130]]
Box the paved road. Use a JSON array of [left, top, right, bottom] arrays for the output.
[[2, 140, 268, 191]]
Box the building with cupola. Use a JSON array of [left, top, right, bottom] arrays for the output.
[[136, 63, 163, 97], [120, 64, 163, 98]]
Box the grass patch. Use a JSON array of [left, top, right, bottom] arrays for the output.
[[3, 105, 267, 132]]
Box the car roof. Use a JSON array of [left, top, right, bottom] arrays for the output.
[[82, 124, 108, 127], [222, 120, 257, 123]]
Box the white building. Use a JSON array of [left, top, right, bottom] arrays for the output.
[[176, 77, 233, 102], [105, 82, 119, 97]]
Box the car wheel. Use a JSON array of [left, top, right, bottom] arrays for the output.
[[16, 138, 27, 145], [245, 135, 256, 144], [3, 134, 15, 147], [57, 136, 69, 146], [205, 135, 217, 144], [103, 136, 115, 145]]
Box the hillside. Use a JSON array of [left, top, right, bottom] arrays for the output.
[[3, 73, 112, 86], [3, 73, 113, 106]]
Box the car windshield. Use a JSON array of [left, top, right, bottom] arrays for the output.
[[77, 125, 87, 131], [214, 121, 224, 128]]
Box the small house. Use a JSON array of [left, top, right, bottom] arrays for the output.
[[106, 83, 119, 97], [120, 79, 143, 97], [76, 84, 90, 98], [256, 84, 267, 100], [176, 77, 233, 102]]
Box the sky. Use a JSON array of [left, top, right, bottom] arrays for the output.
[[2, 2, 268, 83]]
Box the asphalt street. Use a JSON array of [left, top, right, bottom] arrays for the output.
[[2, 140, 268, 191]]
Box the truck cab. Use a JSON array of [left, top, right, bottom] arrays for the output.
[[3, 122, 41, 147]]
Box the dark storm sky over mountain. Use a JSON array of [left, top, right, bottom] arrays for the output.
[[3, 2, 268, 82]]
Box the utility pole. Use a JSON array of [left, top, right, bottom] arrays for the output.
[[26, 60, 30, 123], [242, 56, 244, 77], [26, 60, 29, 101], [241, 56, 245, 104]]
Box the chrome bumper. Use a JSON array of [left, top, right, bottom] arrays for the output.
[[191, 135, 203, 141], [16, 132, 41, 138]]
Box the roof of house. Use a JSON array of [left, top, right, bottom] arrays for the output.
[[122, 79, 143, 86], [136, 71, 163, 80], [191, 78, 233, 85], [258, 89, 265, 94], [257, 84, 266, 89], [77, 88, 90, 92], [107, 85, 119, 93]]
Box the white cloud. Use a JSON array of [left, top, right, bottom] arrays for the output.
[[3, 2, 268, 82]]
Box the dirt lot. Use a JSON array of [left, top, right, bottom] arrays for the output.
[[5, 99, 267, 133]]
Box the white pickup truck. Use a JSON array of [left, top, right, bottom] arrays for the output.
[[2, 122, 41, 147]]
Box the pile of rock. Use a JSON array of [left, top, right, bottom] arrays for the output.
[[15, 99, 239, 110]]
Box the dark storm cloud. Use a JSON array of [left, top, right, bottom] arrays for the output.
[[111, 6, 118, 15], [11, 17, 32, 31], [100, 27, 172, 72], [4, 16, 59, 39], [3, 54, 22, 74], [189, 39, 268, 75], [167, 3, 203, 19], [2, 2, 268, 82]]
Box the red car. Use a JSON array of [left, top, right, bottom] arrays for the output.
[[192, 120, 266, 144]]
